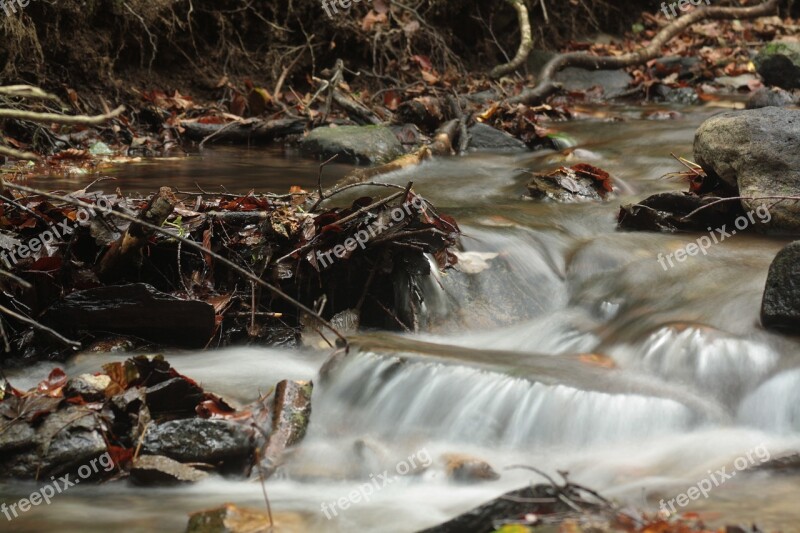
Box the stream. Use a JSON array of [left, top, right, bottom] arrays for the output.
[[3, 101, 800, 532]]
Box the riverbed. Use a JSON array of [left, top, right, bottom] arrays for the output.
[[4, 101, 800, 532]]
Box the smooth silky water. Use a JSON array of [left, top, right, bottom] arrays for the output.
[[4, 103, 800, 532]]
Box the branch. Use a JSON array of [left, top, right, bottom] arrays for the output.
[[508, 0, 778, 105], [490, 0, 534, 79], [0, 105, 125, 125], [0, 303, 80, 348]]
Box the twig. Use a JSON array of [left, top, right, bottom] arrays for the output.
[[0, 303, 80, 348], [309, 154, 339, 212], [1, 181, 348, 346], [681, 195, 800, 221]]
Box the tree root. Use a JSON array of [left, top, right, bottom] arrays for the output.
[[507, 0, 778, 105], [490, 0, 534, 79], [0, 105, 125, 125]]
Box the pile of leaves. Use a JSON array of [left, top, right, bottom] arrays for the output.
[[0, 181, 459, 361]]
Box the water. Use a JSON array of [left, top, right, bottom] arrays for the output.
[[4, 102, 800, 532]]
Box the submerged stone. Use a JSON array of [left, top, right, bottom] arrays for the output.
[[299, 125, 404, 165]]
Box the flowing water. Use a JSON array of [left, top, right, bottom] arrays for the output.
[[4, 102, 800, 532]]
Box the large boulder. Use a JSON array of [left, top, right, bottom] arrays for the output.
[[761, 241, 800, 330], [693, 107, 800, 232], [755, 41, 800, 90], [299, 125, 404, 165]]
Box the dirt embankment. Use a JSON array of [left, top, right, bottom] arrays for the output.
[[1, 0, 647, 105]]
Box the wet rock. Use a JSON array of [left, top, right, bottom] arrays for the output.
[[553, 67, 632, 98], [130, 455, 208, 485], [761, 241, 800, 330], [0, 406, 108, 479], [746, 87, 795, 109], [527, 163, 613, 203], [418, 484, 592, 533], [142, 419, 253, 465], [0, 421, 36, 454], [617, 191, 743, 232], [64, 373, 111, 402], [441, 453, 499, 483], [299, 125, 404, 165], [755, 41, 800, 90], [186, 504, 307, 533], [651, 56, 701, 80], [654, 85, 700, 105], [41, 283, 216, 349], [145, 376, 205, 417], [694, 107, 800, 232], [259, 380, 313, 475], [754, 452, 800, 473], [467, 123, 528, 152]]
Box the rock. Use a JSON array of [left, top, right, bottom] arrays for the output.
[[552, 67, 632, 98], [418, 484, 595, 533], [41, 283, 216, 349], [693, 107, 800, 232], [0, 421, 36, 454], [754, 452, 800, 473], [761, 241, 800, 330], [467, 123, 528, 152], [0, 406, 108, 478], [258, 380, 313, 476], [617, 191, 743, 232], [299, 125, 404, 165], [142, 419, 253, 466], [653, 85, 700, 105], [651, 56, 701, 80], [144, 376, 205, 417], [755, 41, 800, 90], [130, 455, 208, 485], [527, 163, 613, 203], [186, 504, 308, 533], [441, 453, 499, 483], [64, 374, 111, 402], [747, 87, 796, 109]]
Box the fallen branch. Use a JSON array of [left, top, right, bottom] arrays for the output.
[[508, 0, 778, 105], [332, 89, 383, 125], [0, 303, 80, 348], [180, 118, 306, 144], [0, 105, 125, 125], [490, 0, 534, 79]]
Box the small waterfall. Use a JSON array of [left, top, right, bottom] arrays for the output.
[[312, 350, 718, 451], [611, 325, 779, 404], [738, 369, 800, 433]]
